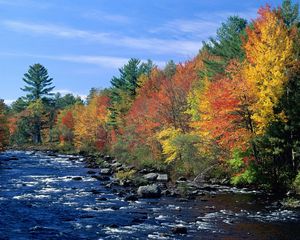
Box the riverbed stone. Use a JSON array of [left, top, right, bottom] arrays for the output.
[[101, 168, 112, 175], [157, 174, 168, 182], [143, 173, 158, 181], [137, 184, 161, 198]]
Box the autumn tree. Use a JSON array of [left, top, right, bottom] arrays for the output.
[[0, 100, 9, 151], [244, 6, 294, 135], [74, 92, 110, 152]]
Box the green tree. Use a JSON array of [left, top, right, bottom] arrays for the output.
[[20, 64, 54, 143], [202, 16, 247, 79], [21, 63, 55, 102], [281, 0, 299, 28], [109, 58, 154, 127]]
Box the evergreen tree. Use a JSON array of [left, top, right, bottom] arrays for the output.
[[202, 16, 247, 79], [109, 58, 154, 127], [281, 0, 299, 27], [21, 63, 55, 102], [20, 63, 54, 143]]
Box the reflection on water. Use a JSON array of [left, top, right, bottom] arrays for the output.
[[0, 151, 299, 239]]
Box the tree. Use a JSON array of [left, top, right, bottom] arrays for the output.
[[244, 6, 294, 135], [202, 16, 247, 79], [20, 63, 54, 143], [21, 63, 55, 102], [281, 0, 299, 27], [109, 58, 154, 127], [74, 92, 110, 152], [0, 100, 9, 151]]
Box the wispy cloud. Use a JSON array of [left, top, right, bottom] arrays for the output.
[[0, 52, 166, 69], [82, 10, 131, 24], [150, 19, 219, 39], [0, 0, 51, 9], [2, 20, 201, 56], [151, 8, 258, 39]]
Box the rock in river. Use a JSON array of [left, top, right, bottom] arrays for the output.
[[143, 173, 158, 181], [137, 184, 161, 198]]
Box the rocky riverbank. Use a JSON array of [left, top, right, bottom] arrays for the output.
[[1, 150, 300, 239]]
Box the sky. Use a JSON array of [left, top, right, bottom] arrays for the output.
[[0, 0, 288, 104]]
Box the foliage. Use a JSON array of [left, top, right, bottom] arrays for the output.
[[0, 100, 9, 151], [115, 169, 136, 181], [21, 63, 54, 102], [244, 6, 294, 135], [293, 171, 300, 194], [229, 149, 257, 185], [202, 16, 247, 79]]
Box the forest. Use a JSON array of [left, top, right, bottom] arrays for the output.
[[1, 0, 300, 194]]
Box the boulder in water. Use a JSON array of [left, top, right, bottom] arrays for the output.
[[137, 184, 161, 198]]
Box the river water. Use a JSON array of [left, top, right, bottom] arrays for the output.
[[0, 151, 300, 239]]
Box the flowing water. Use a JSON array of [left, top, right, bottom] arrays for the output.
[[0, 151, 300, 239]]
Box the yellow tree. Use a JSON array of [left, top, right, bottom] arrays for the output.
[[74, 94, 110, 151], [244, 6, 294, 135]]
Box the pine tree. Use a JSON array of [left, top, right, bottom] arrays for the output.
[[21, 63, 55, 143], [21, 63, 55, 102]]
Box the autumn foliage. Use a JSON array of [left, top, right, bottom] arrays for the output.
[[7, 1, 300, 190]]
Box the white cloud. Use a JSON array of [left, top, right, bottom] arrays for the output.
[[0, 0, 51, 9], [0, 52, 166, 69], [4, 99, 15, 105], [82, 10, 131, 24], [150, 19, 219, 39], [151, 8, 258, 39], [2, 20, 201, 56]]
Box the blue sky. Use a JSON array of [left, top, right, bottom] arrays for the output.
[[0, 0, 286, 104]]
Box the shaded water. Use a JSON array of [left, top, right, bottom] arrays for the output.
[[0, 151, 299, 239]]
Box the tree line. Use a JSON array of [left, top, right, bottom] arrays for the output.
[[1, 0, 300, 192]]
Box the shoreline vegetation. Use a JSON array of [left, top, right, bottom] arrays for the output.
[[1, 0, 300, 199]]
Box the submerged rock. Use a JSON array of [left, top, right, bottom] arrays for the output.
[[125, 194, 139, 201], [72, 176, 83, 181], [171, 225, 187, 234], [137, 184, 161, 198]]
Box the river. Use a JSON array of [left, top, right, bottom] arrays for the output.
[[0, 151, 299, 239]]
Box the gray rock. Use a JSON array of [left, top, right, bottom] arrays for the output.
[[157, 174, 168, 182], [143, 173, 158, 181], [137, 184, 161, 198], [100, 168, 112, 175], [111, 162, 122, 168]]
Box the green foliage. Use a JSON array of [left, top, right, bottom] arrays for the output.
[[281, 0, 299, 27], [115, 169, 136, 181], [229, 149, 257, 186], [293, 171, 300, 194], [109, 59, 154, 127], [10, 97, 28, 113], [21, 63, 55, 102], [54, 93, 83, 109], [202, 16, 247, 79]]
